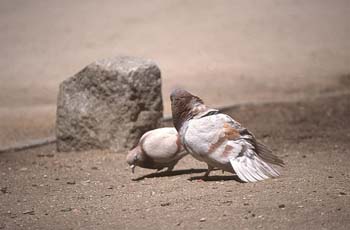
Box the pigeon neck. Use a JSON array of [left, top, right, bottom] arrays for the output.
[[173, 104, 214, 131], [171, 95, 206, 131], [173, 108, 194, 132]]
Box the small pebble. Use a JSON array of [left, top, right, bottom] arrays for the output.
[[0, 187, 8, 194], [161, 202, 171, 207], [23, 210, 35, 215], [222, 200, 233, 204], [60, 207, 72, 212], [199, 218, 206, 222], [37, 153, 54, 157], [278, 204, 286, 209], [67, 181, 76, 185]]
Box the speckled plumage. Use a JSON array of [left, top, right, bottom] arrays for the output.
[[170, 89, 284, 182]]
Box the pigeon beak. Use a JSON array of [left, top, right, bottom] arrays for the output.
[[130, 165, 135, 173]]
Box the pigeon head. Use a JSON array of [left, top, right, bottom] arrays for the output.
[[170, 89, 205, 131], [126, 145, 144, 173]]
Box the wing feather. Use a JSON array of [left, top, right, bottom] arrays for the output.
[[230, 158, 248, 182], [229, 147, 281, 182], [254, 141, 284, 166], [246, 157, 266, 181]]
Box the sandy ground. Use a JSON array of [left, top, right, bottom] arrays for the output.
[[1, 0, 350, 147], [1, 90, 350, 230]]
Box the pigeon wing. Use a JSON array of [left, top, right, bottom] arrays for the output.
[[222, 117, 284, 182]]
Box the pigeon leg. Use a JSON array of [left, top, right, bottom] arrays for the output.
[[203, 164, 214, 177], [166, 160, 179, 172], [167, 164, 175, 172], [156, 167, 165, 173]]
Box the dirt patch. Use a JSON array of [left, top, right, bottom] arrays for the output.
[[1, 93, 349, 230]]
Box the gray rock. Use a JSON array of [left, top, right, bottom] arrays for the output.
[[56, 56, 163, 152]]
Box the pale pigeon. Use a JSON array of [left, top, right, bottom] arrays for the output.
[[170, 89, 284, 182]]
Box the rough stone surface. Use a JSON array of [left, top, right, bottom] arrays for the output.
[[56, 56, 163, 152]]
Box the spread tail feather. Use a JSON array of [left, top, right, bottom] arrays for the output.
[[255, 141, 285, 167], [229, 148, 282, 183]]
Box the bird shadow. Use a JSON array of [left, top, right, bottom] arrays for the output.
[[133, 168, 243, 182], [132, 168, 208, 181], [188, 174, 243, 182]]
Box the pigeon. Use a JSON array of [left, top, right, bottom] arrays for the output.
[[170, 89, 284, 182], [126, 127, 188, 173]]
